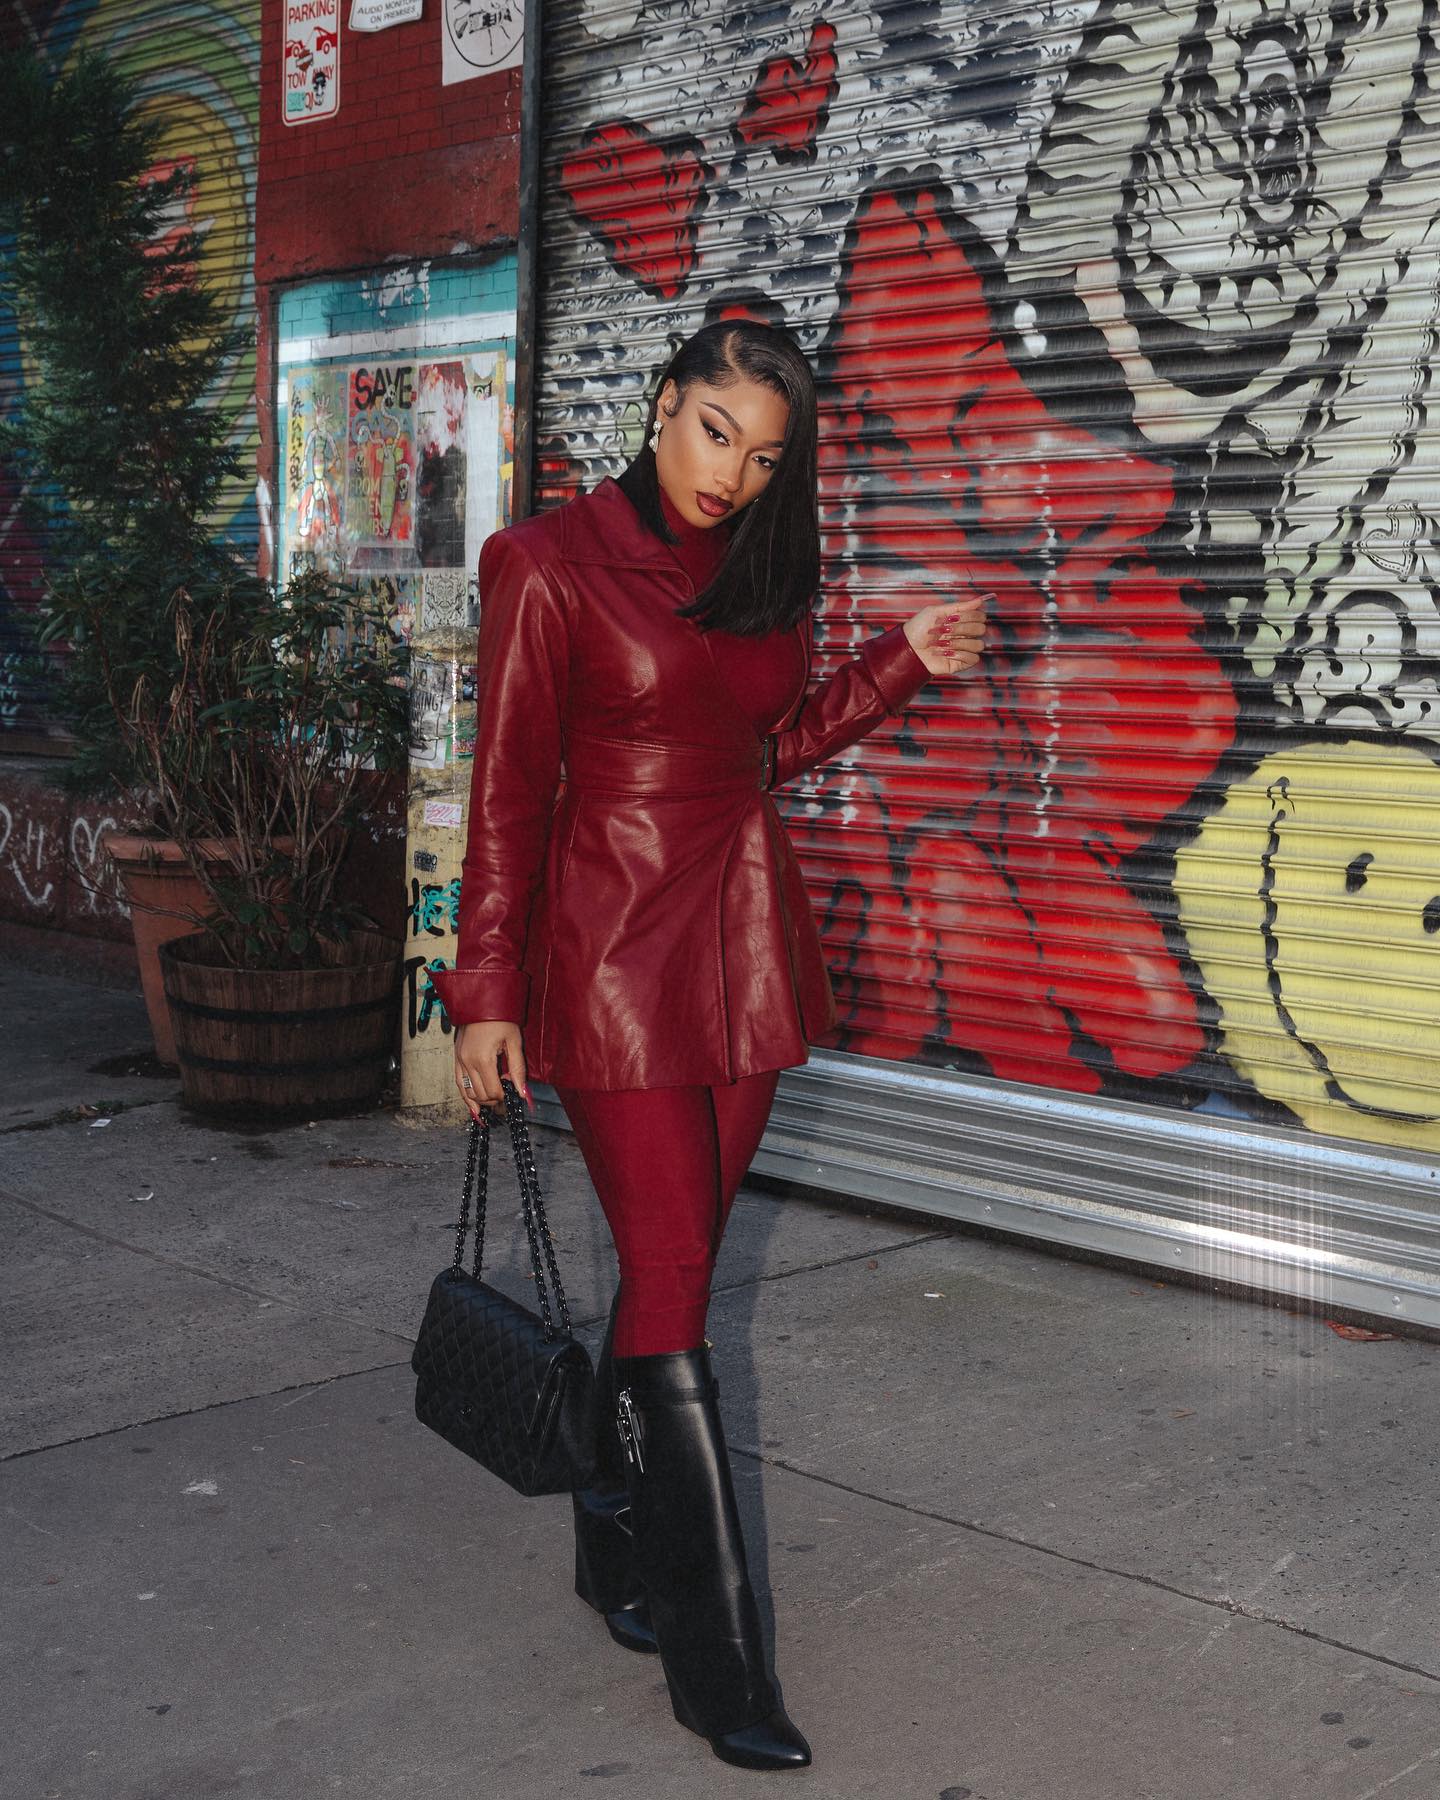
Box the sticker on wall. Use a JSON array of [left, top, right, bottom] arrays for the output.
[[283, 0, 340, 125], [443, 0, 523, 86], [420, 570, 466, 632], [350, 0, 423, 30], [423, 800, 464, 830], [464, 350, 504, 584], [361, 573, 418, 644]]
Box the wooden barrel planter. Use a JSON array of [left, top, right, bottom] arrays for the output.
[[158, 929, 402, 1121], [104, 832, 296, 1067]]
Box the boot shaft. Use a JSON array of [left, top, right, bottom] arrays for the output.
[[611, 1344, 777, 1736]]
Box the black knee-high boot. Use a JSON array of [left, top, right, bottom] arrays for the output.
[[572, 1290, 658, 1654], [613, 1345, 811, 1771]]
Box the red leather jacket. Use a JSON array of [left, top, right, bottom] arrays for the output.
[[427, 474, 933, 1089]]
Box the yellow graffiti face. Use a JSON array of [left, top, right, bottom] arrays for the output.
[[1176, 740, 1440, 1148]]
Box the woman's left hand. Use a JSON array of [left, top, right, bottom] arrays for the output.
[[904, 596, 988, 676]]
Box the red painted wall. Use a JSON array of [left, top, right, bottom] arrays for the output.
[[256, 3, 520, 287]]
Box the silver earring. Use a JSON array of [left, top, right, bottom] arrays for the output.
[[648, 420, 663, 453]]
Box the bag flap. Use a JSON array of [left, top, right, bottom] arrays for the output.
[[413, 1267, 587, 1437]]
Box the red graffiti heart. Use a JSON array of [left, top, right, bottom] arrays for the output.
[[736, 21, 838, 161], [560, 121, 711, 299]]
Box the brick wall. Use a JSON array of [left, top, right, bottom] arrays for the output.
[[256, 2, 520, 287]]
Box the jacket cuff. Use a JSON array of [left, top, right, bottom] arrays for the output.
[[859, 620, 933, 715], [426, 966, 531, 1030]]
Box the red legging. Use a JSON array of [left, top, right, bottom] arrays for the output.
[[553, 1070, 782, 1357]]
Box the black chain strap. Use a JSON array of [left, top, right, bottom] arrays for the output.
[[450, 1075, 573, 1340]]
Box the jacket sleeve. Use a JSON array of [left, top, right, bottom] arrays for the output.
[[427, 528, 571, 1030], [768, 614, 932, 791]]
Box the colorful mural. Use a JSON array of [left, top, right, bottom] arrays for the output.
[[0, 0, 261, 734], [1006, 0, 1440, 1137], [542, 0, 1440, 1152]]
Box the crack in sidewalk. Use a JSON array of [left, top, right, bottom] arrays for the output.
[[0, 1184, 418, 1352], [1, 1095, 171, 1134], [709, 1225, 953, 1298], [14, 1343, 1435, 1694], [729, 1447, 1440, 1689], [0, 1216, 950, 1466]]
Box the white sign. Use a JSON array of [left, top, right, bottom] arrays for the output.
[[350, 0, 423, 29], [283, 0, 341, 125], [410, 656, 454, 769], [423, 800, 464, 830], [442, 0, 523, 87]]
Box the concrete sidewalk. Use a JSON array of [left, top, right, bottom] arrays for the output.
[[2, 962, 1438, 1800]]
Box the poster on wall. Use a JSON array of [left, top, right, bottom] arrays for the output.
[[283, 0, 340, 124], [409, 654, 454, 770], [346, 363, 417, 564], [280, 349, 505, 604], [442, 0, 523, 86], [277, 336, 512, 782], [284, 366, 348, 561], [415, 361, 468, 568]]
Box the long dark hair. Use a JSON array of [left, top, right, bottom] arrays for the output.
[[615, 321, 821, 635]]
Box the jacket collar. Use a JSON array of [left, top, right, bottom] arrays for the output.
[[558, 473, 691, 573], [556, 472, 812, 734]]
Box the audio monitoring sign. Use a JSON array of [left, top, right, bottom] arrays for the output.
[[350, 0, 423, 26], [283, 0, 341, 124]]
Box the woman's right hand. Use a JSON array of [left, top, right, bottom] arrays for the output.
[[453, 1020, 529, 1119], [903, 596, 988, 676]]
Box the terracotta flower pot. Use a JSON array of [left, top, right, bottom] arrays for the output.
[[102, 832, 233, 1066]]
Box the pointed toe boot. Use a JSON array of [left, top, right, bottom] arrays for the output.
[[704, 1708, 812, 1772], [613, 1345, 811, 1770], [572, 1289, 658, 1654]]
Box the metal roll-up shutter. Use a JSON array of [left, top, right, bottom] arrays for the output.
[[0, 1, 260, 747], [528, 1, 1440, 1327]]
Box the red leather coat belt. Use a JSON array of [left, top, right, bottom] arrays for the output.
[[563, 729, 772, 799]]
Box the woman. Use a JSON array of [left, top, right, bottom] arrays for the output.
[[428, 321, 986, 1772]]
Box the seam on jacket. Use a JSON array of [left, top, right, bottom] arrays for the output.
[[536, 795, 584, 1071], [711, 800, 753, 1085]]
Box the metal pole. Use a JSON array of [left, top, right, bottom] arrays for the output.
[[511, 0, 543, 524]]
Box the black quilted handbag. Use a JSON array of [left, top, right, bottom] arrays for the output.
[[411, 1077, 597, 1495]]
